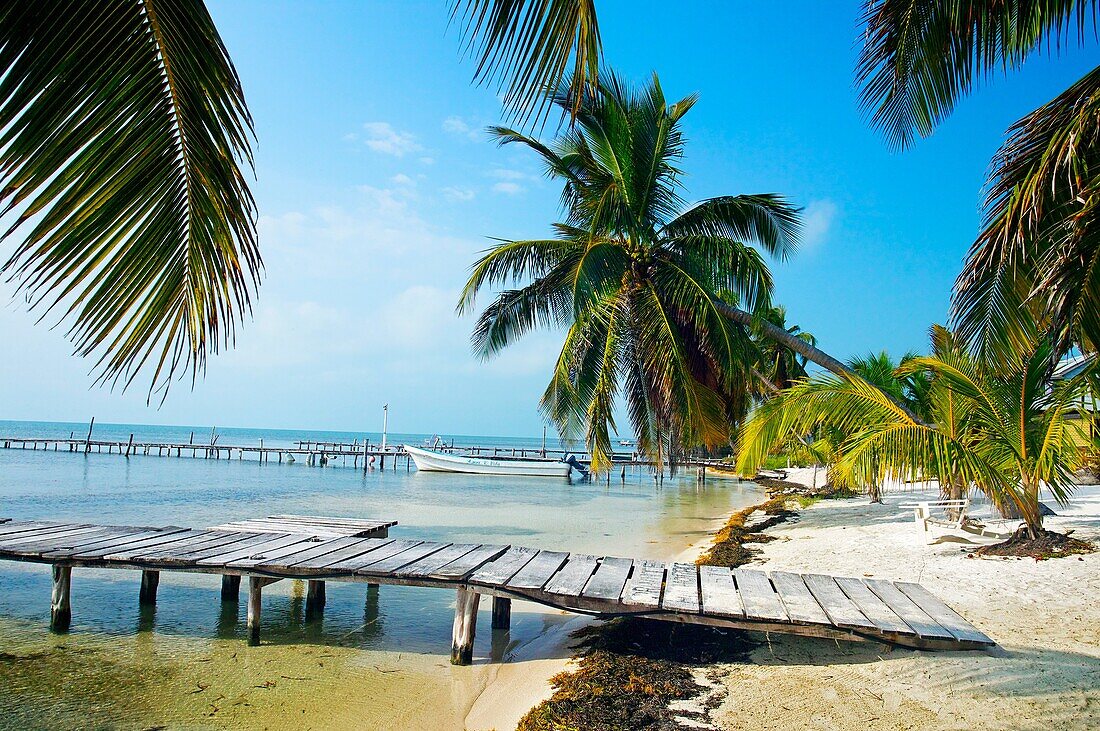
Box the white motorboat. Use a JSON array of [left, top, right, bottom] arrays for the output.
[[403, 445, 574, 477]]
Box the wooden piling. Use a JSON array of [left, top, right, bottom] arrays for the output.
[[84, 417, 94, 454], [451, 588, 480, 665], [491, 596, 511, 630], [51, 565, 72, 631], [221, 574, 241, 602], [139, 570, 160, 605], [306, 580, 326, 617], [247, 577, 264, 645]]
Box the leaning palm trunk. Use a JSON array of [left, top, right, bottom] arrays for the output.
[[716, 301, 851, 376]]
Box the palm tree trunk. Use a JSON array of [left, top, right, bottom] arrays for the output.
[[717, 301, 853, 377], [718, 300, 927, 424], [1021, 476, 1042, 539]]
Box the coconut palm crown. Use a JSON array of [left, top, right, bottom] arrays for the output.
[[458, 72, 801, 472]]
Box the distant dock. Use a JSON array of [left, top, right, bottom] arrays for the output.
[[0, 434, 719, 476]]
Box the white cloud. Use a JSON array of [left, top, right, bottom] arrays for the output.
[[361, 122, 422, 156], [391, 173, 415, 186], [419, 156, 435, 165], [492, 181, 523, 195], [442, 186, 476, 202], [442, 116, 482, 141], [801, 199, 838, 250]]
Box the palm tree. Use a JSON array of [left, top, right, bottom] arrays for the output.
[[855, 1, 1100, 361], [458, 72, 807, 472], [0, 1, 260, 399], [737, 327, 1091, 539]]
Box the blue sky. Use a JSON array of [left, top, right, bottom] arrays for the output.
[[0, 1, 1095, 437]]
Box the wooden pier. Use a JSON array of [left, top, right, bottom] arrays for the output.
[[0, 434, 713, 476], [0, 516, 995, 664]]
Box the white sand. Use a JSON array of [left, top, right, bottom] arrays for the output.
[[709, 485, 1100, 731], [468, 485, 1100, 730]]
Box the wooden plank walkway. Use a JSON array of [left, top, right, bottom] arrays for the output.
[[211, 514, 395, 538], [0, 518, 996, 664]]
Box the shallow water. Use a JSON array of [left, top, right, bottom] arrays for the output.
[[0, 423, 761, 730]]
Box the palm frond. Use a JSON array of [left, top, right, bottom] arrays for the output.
[[0, 0, 258, 400], [956, 64, 1100, 356], [451, 0, 602, 125], [856, 0, 1095, 149], [661, 194, 801, 261]]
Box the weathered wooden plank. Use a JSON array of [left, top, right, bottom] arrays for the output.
[[2, 527, 143, 556], [661, 562, 700, 613], [581, 557, 633, 601], [214, 519, 351, 538], [802, 574, 875, 629], [95, 529, 210, 561], [543, 554, 599, 597], [396, 543, 479, 577], [699, 565, 744, 617], [176, 532, 296, 564], [469, 546, 539, 586], [325, 539, 422, 572], [506, 550, 569, 590], [293, 538, 402, 571], [41, 528, 189, 559], [734, 569, 789, 622], [769, 571, 831, 625], [0, 524, 97, 548], [433, 544, 509, 580], [0, 520, 61, 538], [269, 514, 396, 530], [620, 560, 665, 608], [864, 579, 954, 640], [135, 531, 252, 561], [255, 536, 381, 570], [359, 541, 450, 575], [197, 534, 317, 568], [225, 536, 335, 569], [895, 582, 994, 645], [835, 577, 915, 635]]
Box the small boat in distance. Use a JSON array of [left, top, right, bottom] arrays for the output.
[[404, 445, 574, 477]]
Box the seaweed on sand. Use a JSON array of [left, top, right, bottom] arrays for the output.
[[516, 618, 755, 731]]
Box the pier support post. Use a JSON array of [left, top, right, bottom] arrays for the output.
[[491, 596, 511, 630], [246, 577, 280, 645], [139, 570, 160, 605], [247, 577, 262, 645], [451, 588, 480, 665], [221, 574, 241, 602], [305, 580, 326, 618], [51, 565, 72, 631]]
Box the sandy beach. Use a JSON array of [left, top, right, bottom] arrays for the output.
[[705, 484, 1100, 731], [466, 492, 743, 730], [470, 481, 1099, 731]]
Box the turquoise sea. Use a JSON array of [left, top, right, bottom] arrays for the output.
[[0, 419, 762, 730]]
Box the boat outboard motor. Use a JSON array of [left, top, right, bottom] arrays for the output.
[[563, 454, 591, 479]]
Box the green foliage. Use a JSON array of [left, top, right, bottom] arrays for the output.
[[459, 72, 801, 472], [737, 326, 1095, 535], [855, 1, 1100, 361], [0, 0, 259, 399], [452, 0, 602, 125]]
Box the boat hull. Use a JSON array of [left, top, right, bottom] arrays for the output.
[[404, 445, 572, 477]]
